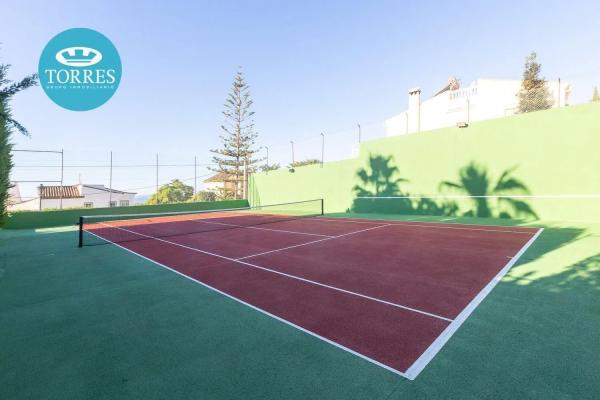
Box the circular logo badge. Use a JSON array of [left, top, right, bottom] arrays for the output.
[[39, 28, 122, 111]]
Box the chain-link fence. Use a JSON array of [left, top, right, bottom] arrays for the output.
[[9, 149, 217, 210], [9, 72, 600, 210], [261, 120, 385, 170], [260, 74, 599, 168]]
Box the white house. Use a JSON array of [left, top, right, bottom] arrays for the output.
[[8, 184, 136, 211], [385, 78, 572, 136], [7, 182, 21, 205], [203, 172, 235, 193]]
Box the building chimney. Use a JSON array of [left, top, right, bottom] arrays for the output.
[[407, 87, 421, 133]]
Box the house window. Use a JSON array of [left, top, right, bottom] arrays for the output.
[[109, 201, 117, 207], [119, 200, 129, 207], [84, 202, 93, 208]]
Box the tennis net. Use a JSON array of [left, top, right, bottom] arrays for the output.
[[78, 199, 324, 247]]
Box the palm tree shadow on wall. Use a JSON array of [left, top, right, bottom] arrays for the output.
[[350, 155, 537, 220], [351, 154, 412, 214], [350, 154, 457, 215], [440, 162, 538, 220]]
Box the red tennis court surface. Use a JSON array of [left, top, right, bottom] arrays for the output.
[[84, 214, 542, 379]]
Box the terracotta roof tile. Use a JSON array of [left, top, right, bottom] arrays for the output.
[[39, 185, 83, 199], [204, 172, 234, 183]]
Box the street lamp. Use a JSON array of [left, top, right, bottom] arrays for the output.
[[320, 132, 324, 167]]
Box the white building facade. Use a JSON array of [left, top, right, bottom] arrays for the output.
[[203, 172, 235, 193], [385, 78, 572, 136], [7, 182, 21, 206], [8, 184, 136, 211]]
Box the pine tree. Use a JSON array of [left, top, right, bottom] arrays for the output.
[[0, 62, 38, 224], [210, 69, 262, 199], [517, 52, 552, 113], [592, 86, 600, 102], [0, 101, 12, 223]]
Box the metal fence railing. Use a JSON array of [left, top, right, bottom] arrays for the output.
[[9, 149, 217, 209], [9, 73, 600, 209]]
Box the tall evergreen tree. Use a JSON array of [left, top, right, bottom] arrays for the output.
[[210, 69, 262, 199], [517, 52, 552, 113], [0, 101, 12, 222], [0, 62, 38, 223], [592, 86, 600, 102]]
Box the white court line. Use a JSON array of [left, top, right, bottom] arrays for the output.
[[84, 229, 411, 379], [358, 194, 600, 199], [403, 227, 544, 380], [92, 222, 452, 322], [187, 218, 334, 238], [236, 223, 391, 260], [296, 215, 425, 225], [309, 217, 536, 235]]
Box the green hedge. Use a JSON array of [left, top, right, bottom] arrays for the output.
[[4, 200, 249, 229]]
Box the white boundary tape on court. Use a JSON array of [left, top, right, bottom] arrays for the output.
[[309, 216, 536, 234], [357, 194, 600, 199], [188, 218, 334, 238], [403, 227, 544, 379], [83, 219, 543, 380]]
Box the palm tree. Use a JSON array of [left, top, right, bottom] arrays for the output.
[[1, 61, 38, 222], [439, 162, 538, 219]]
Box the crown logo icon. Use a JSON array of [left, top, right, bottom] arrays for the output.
[[62, 49, 97, 61], [55, 47, 103, 67]]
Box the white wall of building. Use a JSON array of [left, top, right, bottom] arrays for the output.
[[80, 185, 136, 208], [385, 79, 572, 136], [8, 197, 38, 211], [7, 183, 21, 205], [7, 184, 136, 211], [204, 181, 223, 193]]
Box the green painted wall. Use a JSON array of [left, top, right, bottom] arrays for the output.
[[249, 102, 600, 222], [248, 158, 359, 212], [4, 200, 249, 229]]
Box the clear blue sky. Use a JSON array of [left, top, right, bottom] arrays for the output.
[[2, 0, 599, 197]]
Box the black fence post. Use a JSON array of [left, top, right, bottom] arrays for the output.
[[78, 216, 83, 248]]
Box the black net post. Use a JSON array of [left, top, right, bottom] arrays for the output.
[[320, 198, 324, 215], [78, 216, 84, 248]]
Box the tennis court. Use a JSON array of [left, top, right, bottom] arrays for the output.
[[79, 199, 542, 379]]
